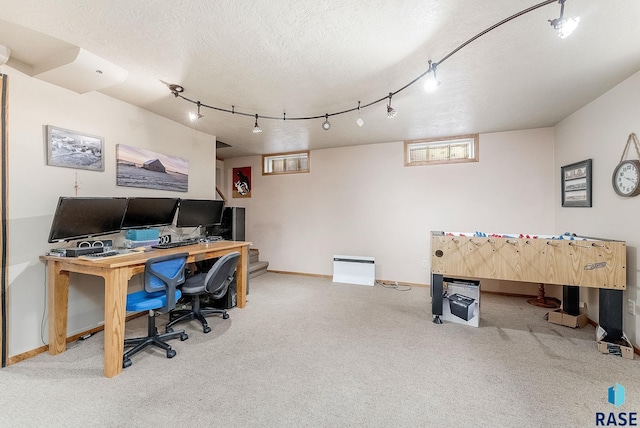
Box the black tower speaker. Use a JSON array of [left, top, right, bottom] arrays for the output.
[[227, 207, 245, 241], [599, 289, 623, 341], [431, 274, 444, 323], [207, 207, 245, 241]]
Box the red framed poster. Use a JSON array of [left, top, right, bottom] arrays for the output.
[[233, 166, 251, 198]]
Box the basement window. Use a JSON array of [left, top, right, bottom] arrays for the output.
[[263, 151, 310, 175], [404, 134, 479, 166]]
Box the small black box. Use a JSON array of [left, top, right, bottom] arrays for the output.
[[448, 293, 476, 321], [213, 278, 237, 309], [65, 246, 104, 257]]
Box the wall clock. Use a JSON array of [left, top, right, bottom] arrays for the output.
[[612, 159, 640, 197], [612, 133, 640, 197]]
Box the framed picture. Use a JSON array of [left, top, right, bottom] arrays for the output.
[[46, 125, 104, 171], [116, 144, 188, 192], [561, 159, 592, 207], [232, 166, 252, 198]]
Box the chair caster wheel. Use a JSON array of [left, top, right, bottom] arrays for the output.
[[203, 325, 212, 334], [123, 359, 132, 368], [167, 349, 176, 359], [166, 328, 174, 333], [223, 313, 229, 320], [180, 333, 188, 341]]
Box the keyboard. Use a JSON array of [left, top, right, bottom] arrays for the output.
[[151, 238, 200, 249], [79, 250, 137, 261]]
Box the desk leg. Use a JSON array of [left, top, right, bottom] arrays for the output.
[[236, 246, 248, 308], [103, 269, 128, 378], [47, 262, 69, 355]]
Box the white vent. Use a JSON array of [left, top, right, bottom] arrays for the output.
[[332, 255, 375, 286]]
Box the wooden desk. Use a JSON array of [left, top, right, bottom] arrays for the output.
[[40, 240, 251, 378]]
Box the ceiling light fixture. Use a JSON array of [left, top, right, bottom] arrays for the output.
[[253, 114, 262, 133], [189, 101, 203, 122], [386, 93, 397, 118], [167, 83, 184, 97], [423, 60, 440, 92], [168, 0, 565, 132], [322, 114, 331, 130], [549, 0, 580, 39]]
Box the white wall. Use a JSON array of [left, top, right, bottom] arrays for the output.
[[554, 70, 640, 347], [224, 128, 556, 290], [5, 67, 217, 357]]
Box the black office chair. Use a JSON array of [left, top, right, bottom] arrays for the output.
[[166, 251, 240, 334], [123, 252, 189, 368]]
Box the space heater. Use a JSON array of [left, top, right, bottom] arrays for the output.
[[332, 255, 375, 286]]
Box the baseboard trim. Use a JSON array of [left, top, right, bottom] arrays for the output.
[[377, 279, 428, 288], [481, 290, 538, 299], [6, 312, 146, 366], [267, 270, 332, 279], [266, 270, 429, 287]]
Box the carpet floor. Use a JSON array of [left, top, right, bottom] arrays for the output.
[[0, 272, 638, 427]]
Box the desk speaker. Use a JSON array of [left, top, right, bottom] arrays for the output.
[[77, 239, 113, 248]]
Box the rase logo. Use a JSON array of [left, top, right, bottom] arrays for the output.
[[610, 384, 626, 408], [596, 384, 637, 426]]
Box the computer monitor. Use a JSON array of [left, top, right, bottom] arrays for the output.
[[121, 197, 179, 229], [48, 197, 128, 243], [175, 199, 225, 228]]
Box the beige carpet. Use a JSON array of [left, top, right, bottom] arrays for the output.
[[0, 272, 638, 427]]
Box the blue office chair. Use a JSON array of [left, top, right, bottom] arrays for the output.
[[123, 252, 189, 368], [165, 251, 240, 334]]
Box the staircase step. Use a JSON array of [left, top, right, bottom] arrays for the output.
[[249, 260, 269, 278], [249, 248, 260, 264]]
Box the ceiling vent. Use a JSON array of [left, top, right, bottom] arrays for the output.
[[32, 47, 127, 93]]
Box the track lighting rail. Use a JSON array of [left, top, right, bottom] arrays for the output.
[[171, 0, 572, 129]]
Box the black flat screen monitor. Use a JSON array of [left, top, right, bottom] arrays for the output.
[[48, 197, 128, 243], [176, 199, 225, 228], [121, 197, 179, 229]]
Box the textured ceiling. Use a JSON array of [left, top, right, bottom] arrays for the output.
[[1, 0, 640, 158]]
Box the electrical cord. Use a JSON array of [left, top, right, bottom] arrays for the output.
[[376, 280, 412, 292]]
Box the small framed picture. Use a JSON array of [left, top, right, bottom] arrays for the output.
[[233, 166, 252, 198], [46, 125, 104, 171], [561, 159, 592, 207]]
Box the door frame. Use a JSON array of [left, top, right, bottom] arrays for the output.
[[1, 73, 8, 367]]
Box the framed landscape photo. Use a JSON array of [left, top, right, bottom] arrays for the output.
[[561, 159, 592, 207], [116, 144, 189, 192], [46, 125, 104, 171]]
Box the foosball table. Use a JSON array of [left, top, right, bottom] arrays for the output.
[[430, 231, 627, 339]]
